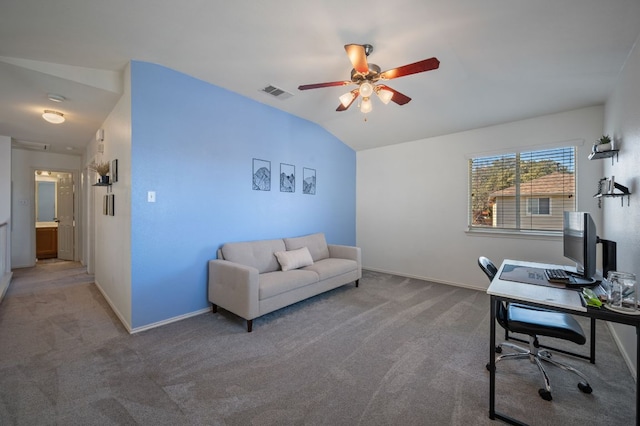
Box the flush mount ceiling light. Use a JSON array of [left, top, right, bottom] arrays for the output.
[[42, 110, 65, 124]]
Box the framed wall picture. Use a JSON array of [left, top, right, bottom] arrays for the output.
[[280, 163, 295, 192], [111, 159, 118, 183], [103, 195, 108, 215], [108, 194, 115, 216], [303, 168, 316, 195], [252, 158, 271, 191]]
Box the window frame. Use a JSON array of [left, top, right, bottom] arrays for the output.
[[467, 143, 577, 235], [526, 197, 551, 216]]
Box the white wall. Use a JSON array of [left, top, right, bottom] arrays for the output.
[[357, 106, 604, 290], [10, 149, 81, 268], [603, 34, 640, 376], [84, 63, 132, 329], [0, 135, 11, 300]]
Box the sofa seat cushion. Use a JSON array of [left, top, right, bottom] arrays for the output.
[[302, 258, 357, 281], [283, 233, 330, 262], [259, 270, 319, 300], [221, 239, 285, 274]]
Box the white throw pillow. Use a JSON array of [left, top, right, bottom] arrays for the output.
[[274, 247, 314, 271]]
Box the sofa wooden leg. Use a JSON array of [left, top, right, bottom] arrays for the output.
[[355, 279, 359, 288], [247, 319, 253, 333], [211, 303, 217, 313]]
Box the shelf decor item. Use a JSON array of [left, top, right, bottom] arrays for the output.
[[89, 161, 110, 185], [592, 135, 613, 153]]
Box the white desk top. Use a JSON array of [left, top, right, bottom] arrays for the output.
[[487, 259, 586, 312]]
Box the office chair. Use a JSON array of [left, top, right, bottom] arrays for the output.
[[478, 256, 592, 401]]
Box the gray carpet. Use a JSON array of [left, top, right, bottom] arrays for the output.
[[0, 261, 635, 425]]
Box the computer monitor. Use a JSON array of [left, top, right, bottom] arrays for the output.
[[563, 211, 597, 283]]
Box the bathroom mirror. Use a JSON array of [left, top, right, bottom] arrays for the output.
[[36, 181, 56, 222]]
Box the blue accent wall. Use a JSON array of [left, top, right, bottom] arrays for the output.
[[130, 61, 356, 328]]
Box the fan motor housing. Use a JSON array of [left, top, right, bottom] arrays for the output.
[[351, 63, 381, 83]]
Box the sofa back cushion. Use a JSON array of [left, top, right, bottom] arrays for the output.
[[283, 233, 330, 262], [221, 239, 285, 273]]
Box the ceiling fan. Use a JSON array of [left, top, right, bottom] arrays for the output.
[[298, 44, 439, 114]]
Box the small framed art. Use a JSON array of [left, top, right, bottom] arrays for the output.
[[111, 159, 118, 183], [303, 168, 316, 195], [253, 158, 271, 191], [280, 163, 295, 192]]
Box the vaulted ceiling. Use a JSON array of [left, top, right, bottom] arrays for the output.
[[1, 1, 639, 154]]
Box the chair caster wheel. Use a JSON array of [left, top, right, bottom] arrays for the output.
[[495, 346, 502, 354], [538, 389, 552, 401], [578, 382, 593, 394], [486, 363, 492, 371]]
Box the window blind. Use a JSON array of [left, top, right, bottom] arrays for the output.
[[469, 146, 576, 231]]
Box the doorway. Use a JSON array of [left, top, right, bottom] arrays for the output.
[[34, 170, 74, 261]]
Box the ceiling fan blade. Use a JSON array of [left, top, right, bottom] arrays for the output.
[[344, 44, 369, 74], [377, 85, 412, 105], [379, 57, 440, 80], [298, 81, 351, 90], [336, 89, 360, 111]]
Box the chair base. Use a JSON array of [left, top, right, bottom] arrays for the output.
[[489, 338, 592, 401]]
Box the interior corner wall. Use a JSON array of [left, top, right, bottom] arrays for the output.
[[357, 105, 605, 291], [0, 136, 10, 225], [88, 62, 132, 330], [0, 135, 11, 300], [129, 61, 356, 330], [603, 33, 640, 376], [10, 149, 81, 268]]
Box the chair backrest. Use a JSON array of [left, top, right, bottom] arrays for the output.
[[478, 256, 498, 281], [478, 256, 508, 330]]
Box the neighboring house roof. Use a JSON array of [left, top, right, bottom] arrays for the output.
[[491, 172, 575, 197]]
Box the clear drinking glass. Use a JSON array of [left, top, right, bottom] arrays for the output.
[[607, 271, 638, 312]]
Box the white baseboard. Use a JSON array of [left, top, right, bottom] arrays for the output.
[[129, 306, 212, 334], [605, 322, 637, 382], [0, 271, 13, 304], [94, 279, 132, 332], [362, 266, 485, 292], [94, 279, 212, 334]]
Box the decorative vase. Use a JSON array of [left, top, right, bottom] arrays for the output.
[[596, 142, 613, 152], [100, 175, 110, 185]]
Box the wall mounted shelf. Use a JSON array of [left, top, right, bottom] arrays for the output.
[[588, 149, 618, 165], [594, 182, 631, 208]]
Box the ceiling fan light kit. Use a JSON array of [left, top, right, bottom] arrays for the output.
[[339, 91, 356, 108], [42, 110, 65, 124], [298, 43, 439, 116], [360, 97, 373, 114]]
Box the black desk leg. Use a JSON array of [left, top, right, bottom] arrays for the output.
[[489, 296, 496, 420], [590, 318, 596, 364]]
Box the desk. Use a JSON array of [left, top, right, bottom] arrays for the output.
[[487, 259, 640, 426]]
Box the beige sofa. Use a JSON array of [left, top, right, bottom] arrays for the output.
[[208, 233, 361, 332]]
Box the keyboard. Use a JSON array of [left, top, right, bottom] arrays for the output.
[[545, 268, 572, 283]]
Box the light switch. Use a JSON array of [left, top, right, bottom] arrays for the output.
[[147, 191, 156, 203]]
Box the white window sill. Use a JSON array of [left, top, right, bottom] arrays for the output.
[[465, 227, 561, 241]]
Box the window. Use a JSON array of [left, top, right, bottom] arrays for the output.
[[526, 198, 550, 215], [469, 146, 575, 232]]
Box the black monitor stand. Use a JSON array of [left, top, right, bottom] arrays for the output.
[[598, 238, 617, 279]]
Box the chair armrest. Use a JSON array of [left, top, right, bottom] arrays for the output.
[[208, 259, 260, 320]]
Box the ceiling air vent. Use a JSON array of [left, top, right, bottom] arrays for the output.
[[261, 84, 293, 100], [12, 140, 51, 151]]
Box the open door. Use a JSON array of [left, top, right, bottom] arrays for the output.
[[56, 173, 74, 260]]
